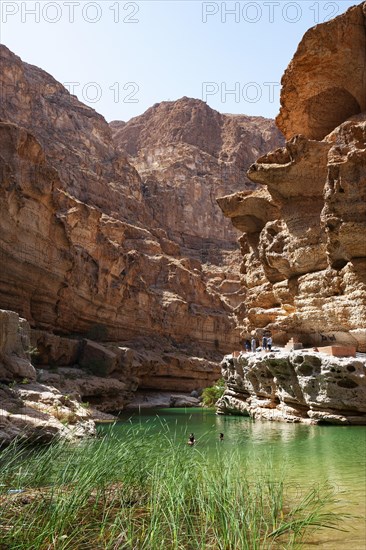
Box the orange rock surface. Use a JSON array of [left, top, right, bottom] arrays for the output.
[[276, 2, 366, 140], [219, 4, 366, 352], [0, 45, 283, 408]]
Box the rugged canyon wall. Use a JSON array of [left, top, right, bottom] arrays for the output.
[[0, 44, 283, 431], [218, 2, 366, 352], [111, 98, 282, 263], [0, 47, 238, 352], [0, 46, 231, 405], [111, 99, 283, 317]]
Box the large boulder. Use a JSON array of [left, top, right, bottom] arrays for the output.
[[31, 330, 81, 366], [79, 340, 119, 376], [0, 310, 36, 382]]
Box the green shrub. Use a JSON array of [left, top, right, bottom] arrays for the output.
[[202, 377, 225, 407]]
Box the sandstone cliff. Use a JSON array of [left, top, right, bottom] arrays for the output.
[[111, 98, 283, 263], [218, 3, 366, 353], [0, 45, 283, 427], [110, 98, 283, 344], [0, 48, 234, 358], [276, 2, 366, 141]]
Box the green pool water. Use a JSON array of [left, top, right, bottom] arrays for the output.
[[99, 408, 366, 549]]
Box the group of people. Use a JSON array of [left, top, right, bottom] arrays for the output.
[[245, 335, 272, 353], [187, 433, 224, 446]]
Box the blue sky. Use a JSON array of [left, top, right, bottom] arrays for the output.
[[0, 1, 355, 122]]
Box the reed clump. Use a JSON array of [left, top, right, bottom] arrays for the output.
[[0, 424, 345, 549]]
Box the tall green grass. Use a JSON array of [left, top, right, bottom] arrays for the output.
[[0, 424, 346, 549]]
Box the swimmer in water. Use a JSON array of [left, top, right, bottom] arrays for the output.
[[219, 433, 224, 441], [188, 433, 196, 446]]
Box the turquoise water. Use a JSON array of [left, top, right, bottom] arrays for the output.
[[99, 408, 366, 549]]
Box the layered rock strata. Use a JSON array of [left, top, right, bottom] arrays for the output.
[[0, 106, 234, 356], [32, 330, 220, 409], [0, 44, 284, 423], [218, 3, 366, 352], [0, 46, 236, 396], [111, 98, 283, 339], [111, 99, 283, 319], [217, 351, 366, 424], [111, 98, 283, 262]]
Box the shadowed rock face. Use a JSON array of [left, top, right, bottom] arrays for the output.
[[218, 5, 366, 353], [276, 2, 366, 141]]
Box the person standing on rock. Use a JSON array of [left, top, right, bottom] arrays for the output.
[[262, 335, 268, 351], [245, 339, 251, 352], [251, 337, 256, 353], [267, 336, 272, 351]]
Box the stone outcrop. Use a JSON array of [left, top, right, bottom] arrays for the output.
[[32, 331, 219, 410], [0, 383, 96, 446], [0, 309, 36, 383], [276, 2, 366, 141], [218, 4, 366, 352], [0, 309, 96, 445], [217, 351, 366, 424]]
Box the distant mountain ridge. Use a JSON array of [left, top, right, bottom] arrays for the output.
[[110, 96, 283, 257]]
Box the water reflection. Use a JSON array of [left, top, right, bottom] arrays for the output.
[[106, 408, 365, 487]]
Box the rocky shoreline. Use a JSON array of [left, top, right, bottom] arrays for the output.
[[0, 382, 96, 446], [217, 350, 366, 425], [0, 308, 205, 445]]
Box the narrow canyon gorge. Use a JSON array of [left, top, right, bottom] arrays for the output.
[[0, 43, 283, 442], [1, 2, 366, 442]]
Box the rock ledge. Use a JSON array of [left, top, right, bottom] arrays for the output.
[[217, 350, 366, 425]]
